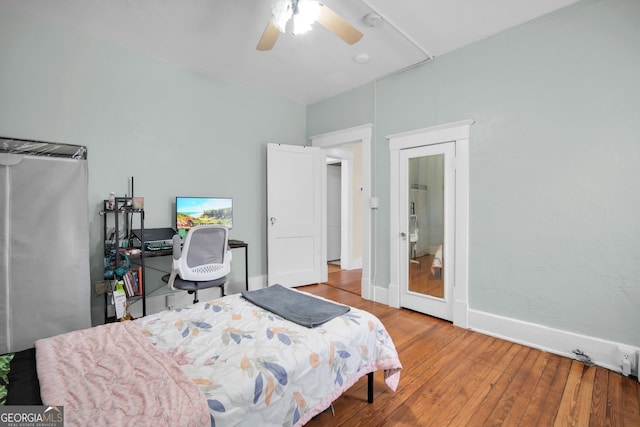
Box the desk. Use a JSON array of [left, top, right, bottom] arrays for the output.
[[229, 240, 249, 291], [104, 237, 249, 322]]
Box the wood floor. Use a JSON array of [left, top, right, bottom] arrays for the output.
[[301, 280, 640, 426], [409, 254, 444, 298], [326, 262, 362, 295], [327, 257, 444, 299]]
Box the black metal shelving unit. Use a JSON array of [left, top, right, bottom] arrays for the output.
[[102, 197, 146, 321]]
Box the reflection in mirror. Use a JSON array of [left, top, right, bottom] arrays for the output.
[[408, 154, 444, 299]]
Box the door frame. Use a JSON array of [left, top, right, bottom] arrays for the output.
[[310, 124, 373, 300], [388, 120, 472, 328], [325, 148, 355, 270]]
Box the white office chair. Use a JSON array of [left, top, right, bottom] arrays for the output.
[[409, 214, 420, 265], [164, 225, 232, 304]]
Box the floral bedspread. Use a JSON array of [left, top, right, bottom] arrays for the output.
[[135, 292, 402, 427]]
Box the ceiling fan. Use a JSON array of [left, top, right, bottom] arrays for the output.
[[257, 0, 364, 51]]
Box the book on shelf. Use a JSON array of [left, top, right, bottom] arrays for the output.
[[137, 266, 143, 295], [118, 268, 143, 298], [123, 271, 135, 297], [132, 270, 139, 295]]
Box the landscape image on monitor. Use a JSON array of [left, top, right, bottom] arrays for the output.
[[176, 197, 232, 235]]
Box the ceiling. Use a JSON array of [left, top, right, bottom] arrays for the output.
[[4, 0, 580, 105]]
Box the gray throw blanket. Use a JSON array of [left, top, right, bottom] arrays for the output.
[[241, 284, 350, 328]]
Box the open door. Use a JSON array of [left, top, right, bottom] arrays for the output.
[[399, 142, 455, 320], [267, 143, 323, 287], [389, 120, 472, 327]]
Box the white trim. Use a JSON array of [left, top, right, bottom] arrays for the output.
[[310, 124, 373, 146], [454, 138, 470, 328], [388, 120, 473, 327], [311, 124, 373, 300], [320, 152, 328, 283], [324, 148, 356, 271], [373, 283, 391, 306], [469, 309, 640, 377], [388, 120, 474, 150], [388, 282, 399, 307], [350, 257, 362, 269]]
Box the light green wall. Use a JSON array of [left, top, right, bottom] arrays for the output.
[[306, 83, 375, 138], [2, 0, 638, 346], [0, 6, 306, 324], [307, 0, 640, 346]]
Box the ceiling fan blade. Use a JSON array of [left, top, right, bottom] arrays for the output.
[[257, 21, 281, 51], [316, 4, 363, 45]]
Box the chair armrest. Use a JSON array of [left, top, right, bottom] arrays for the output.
[[172, 235, 182, 260], [166, 270, 179, 290]]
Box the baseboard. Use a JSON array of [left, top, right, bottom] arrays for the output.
[[361, 277, 371, 301], [374, 286, 389, 306], [227, 274, 267, 292], [374, 284, 393, 307], [453, 299, 469, 329], [468, 309, 639, 377], [345, 257, 362, 270], [387, 283, 399, 308], [364, 287, 637, 377]]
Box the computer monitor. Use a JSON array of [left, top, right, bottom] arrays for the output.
[[175, 196, 233, 237]]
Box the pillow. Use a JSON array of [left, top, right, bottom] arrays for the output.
[[6, 348, 41, 405]]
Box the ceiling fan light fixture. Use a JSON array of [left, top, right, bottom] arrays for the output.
[[293, 0, 321, 35], [271, 0, 293, 33], [258, 0, 362, 51]]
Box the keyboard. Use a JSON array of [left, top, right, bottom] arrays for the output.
[[228, 239, 244, 245], [145, 242, 172, 251]]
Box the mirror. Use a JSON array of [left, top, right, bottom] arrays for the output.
[[408, 154, 444, 298]]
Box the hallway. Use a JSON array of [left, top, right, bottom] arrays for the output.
[[326, 263, 361, 296]]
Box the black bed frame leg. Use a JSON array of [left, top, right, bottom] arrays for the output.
[[367, 372, 374, 403]]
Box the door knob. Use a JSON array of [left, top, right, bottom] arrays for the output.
[[270, 217, 276, 226], [400, 232, 407, 240]]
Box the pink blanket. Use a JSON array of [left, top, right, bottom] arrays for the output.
[[35, 321, 210, 427]]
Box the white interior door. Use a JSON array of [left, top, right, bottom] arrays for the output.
[[399, 142, 455, 320], [267, 143, 323, 287]]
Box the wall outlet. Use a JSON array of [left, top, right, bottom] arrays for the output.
[[618, 345, 637, 376]]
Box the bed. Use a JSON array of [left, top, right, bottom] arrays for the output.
[[431, 244, 443, 278], [5, 285, 402, 426]]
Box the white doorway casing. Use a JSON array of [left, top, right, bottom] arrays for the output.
[[325, 149, 354, 268], [388, 120, 472, 328], [310, 124, 372, 300], [326, 159, 342, 262]]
